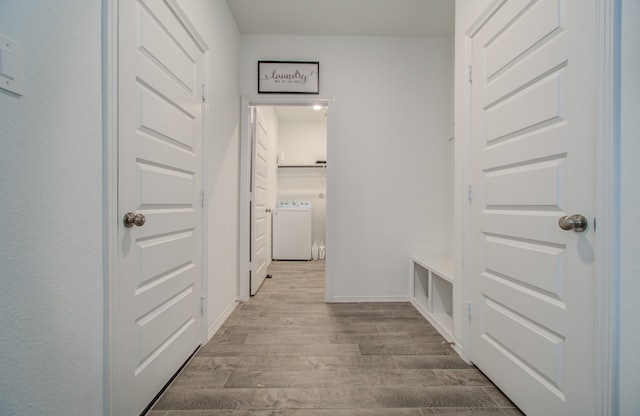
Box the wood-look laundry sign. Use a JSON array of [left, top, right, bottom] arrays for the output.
[[258, 61, 319, 94]]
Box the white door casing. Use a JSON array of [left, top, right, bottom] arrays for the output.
[[114, 0, 206, 414], [250, 108, 270, 295], [238, 97, 335, 303], [469, 1, 596, 415]]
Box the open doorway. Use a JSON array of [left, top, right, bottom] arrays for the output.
[[239, 97, 334, 302], [271, 105, 327, 260]]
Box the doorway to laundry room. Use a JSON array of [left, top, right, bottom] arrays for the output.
[[239, 99, 332, 300]]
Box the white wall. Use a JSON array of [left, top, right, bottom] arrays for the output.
[[179, 0, 243, 337], [620, 0, 640, 413], [241, 35, 453, 300], [279, 120, 327, 165], [0, 1, 103, 414], [278, 120, 327, 244]]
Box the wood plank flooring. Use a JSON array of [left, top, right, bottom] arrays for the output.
[[149, 261, 524, 416]]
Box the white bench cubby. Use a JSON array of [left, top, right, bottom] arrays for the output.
[[409, 255, 454, 342]]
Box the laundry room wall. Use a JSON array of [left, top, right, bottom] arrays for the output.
[[240, 35, 453, 300], [277, 119, 327, 245], [278, 120, 328, 165]]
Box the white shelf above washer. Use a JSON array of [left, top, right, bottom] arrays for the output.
[[278, 164, 326, 168]]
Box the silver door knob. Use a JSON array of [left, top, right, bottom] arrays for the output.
[[558, 214, 588, 232], [123, 212, 146, 228]]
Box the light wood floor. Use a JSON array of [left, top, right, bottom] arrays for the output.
[[149, 261, 523, 415]]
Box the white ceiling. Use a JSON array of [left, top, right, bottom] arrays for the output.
[[225, 0, 454, 37]]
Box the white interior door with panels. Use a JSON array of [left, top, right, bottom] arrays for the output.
[[250, 108, 270, 295], [468, 1, 596, 415], [115, 0, 206, 414]]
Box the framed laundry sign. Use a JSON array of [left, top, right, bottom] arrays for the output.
[[258, 61, 319, 94]]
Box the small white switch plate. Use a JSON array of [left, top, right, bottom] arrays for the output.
[[0, 34, 24, 96]]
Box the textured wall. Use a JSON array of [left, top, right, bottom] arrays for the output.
[[0, 1, 103, 414]]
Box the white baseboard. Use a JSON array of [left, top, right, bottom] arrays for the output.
[[207, 299, 239, 341], [328, 295, 411, 303]]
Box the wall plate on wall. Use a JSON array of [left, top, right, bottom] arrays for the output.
[[0, 33, 25, 96]]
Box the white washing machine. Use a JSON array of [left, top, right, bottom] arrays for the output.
[[272, 200, 312, 260]]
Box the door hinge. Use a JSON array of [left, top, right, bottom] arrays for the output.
[[468, 185, 473, 204], [201, 190, 206, 209], [248, 261, 253, 272], [200, 296, 206, 315], [467, 302, 472, 320], [202, 84, 206, 102], [468, 65, 473, 84]]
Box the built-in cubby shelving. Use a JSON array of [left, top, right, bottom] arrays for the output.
[[409, 255, 454, 342]]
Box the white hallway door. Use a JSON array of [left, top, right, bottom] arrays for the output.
[[250, 108, 269, 295], [470, 1, 596, 415], [115, 0, 205, 414]]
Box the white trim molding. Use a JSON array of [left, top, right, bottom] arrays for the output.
[[238, 96, 336, 303], [103, 0, 118, 414], [595, 1, 621, 414], [332, 296, 410, 303]]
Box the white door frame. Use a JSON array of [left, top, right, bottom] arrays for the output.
[[103, 1, 209, 414], [239, 96, 336, 302], [103, 1, 119, 413], [458, 0, 620, 414]]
